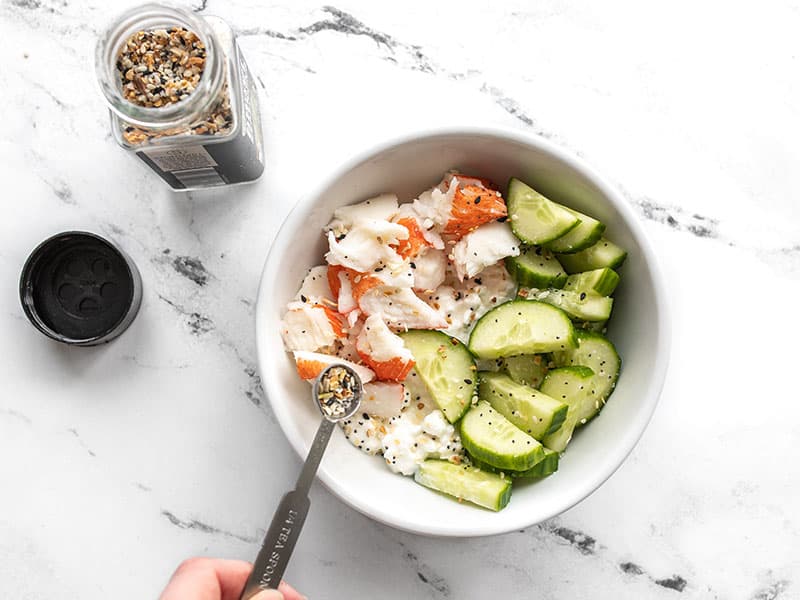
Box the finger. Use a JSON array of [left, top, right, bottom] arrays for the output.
[[213, 559, 255, 600], [159, 558, 223, 600], [159, 558, 253, 600], [215, 563, 301, 600], [252, 591, 284, 600], [278, 580, 307, 600]]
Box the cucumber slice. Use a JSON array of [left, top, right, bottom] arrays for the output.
[[552, 331, 621, 426], [414, 460, 512, 511], [545, 208, 605, 254], [505, 246, 567, 288], [574, 320, 608, 334], [400, 330, 476, 423], [475, 358, 504, 373], [530, 289, 613, 322], [468, 300, 576, 359], [473, 447, 560, 480], [502, 354, 548, 388], [478, 372, 568, 440], [564, 268, 620, 296], [557, 238, 627, 274], [506, 178, 579, 244], [460, 400, 545, 471], [516, 447, 560, 479], [540, 366, 595, 452]]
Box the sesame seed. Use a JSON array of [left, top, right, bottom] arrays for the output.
[[116, 27, 233, 144]]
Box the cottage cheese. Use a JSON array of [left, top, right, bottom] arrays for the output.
[[340, 414, 384, 455], [421, 262, 517, 342], [381, 409, 462, 476]]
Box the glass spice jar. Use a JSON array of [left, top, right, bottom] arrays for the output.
[[96, 3, 264, 191]]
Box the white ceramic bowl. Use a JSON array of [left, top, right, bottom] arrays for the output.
[[256, 127, 670, 537]]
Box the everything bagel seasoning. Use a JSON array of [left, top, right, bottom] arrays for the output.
[[317, 366, 359, 420], [118, 28, 205, 107], [116, 27, 233, 144], [96, 4, 265, 190]]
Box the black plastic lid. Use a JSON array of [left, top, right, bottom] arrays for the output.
[[19, 231, 142, 346]]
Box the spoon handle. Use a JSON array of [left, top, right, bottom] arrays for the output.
[[238, 419, 335, 599], [238, 489, 309, 599], [295, 419, 335, 496]]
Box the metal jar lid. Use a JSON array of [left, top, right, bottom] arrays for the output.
[[19, 231, 143, 346]]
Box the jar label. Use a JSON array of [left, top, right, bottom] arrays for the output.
[[141, 145, 219, 172]]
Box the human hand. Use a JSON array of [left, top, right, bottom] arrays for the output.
[[159, 557, 306, 600]]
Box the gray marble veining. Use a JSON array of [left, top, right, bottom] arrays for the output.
[[1, 1, 799, 598]]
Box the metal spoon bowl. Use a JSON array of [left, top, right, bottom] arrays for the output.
[[311, 364, 364, 422]]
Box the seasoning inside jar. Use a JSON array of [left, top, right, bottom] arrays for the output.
[[116, 26, 233, 145], [96, 4, 265, 191], [118, 28, 204, 108]]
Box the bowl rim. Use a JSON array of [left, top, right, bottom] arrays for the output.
[[255, 124, 671, 537]]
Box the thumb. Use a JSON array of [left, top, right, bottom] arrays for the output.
[[251, 590, 284, 600]]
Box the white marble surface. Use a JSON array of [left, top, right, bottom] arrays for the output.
[[1, 0, 799, 598]]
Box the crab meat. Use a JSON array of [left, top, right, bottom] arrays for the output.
[[412, 174, 506, 238], [349, 271, 393, 299], [281, 302, 344, 352], [358, 286, 448, 330], [440, 172, 495, 190], [356, 314, 415, 381], [336, 269, 358, 314], [466, 261, 517, 307], [325, 219, 408, 272], [451, 221, 520, 280], [411, 178, 458, 229], [292, 350, 375, 383], [326, 194, 399, 235], [336, 264, 418, 320], [336, 265, 415, 303], [411, 248, 447, 292], [345, 310, 361, 328], [394, 205, 445, 249], [361, 382, 406, 419], [421, 284, 482, 343], [443, 184, 507, 238], [334, 321, 362, 362], [294, 265, 334, 304], [355, 266, 415, 292], [327, 264, 344, 301], [316, 304, 345, 337], [392, 217, 432, 259]]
